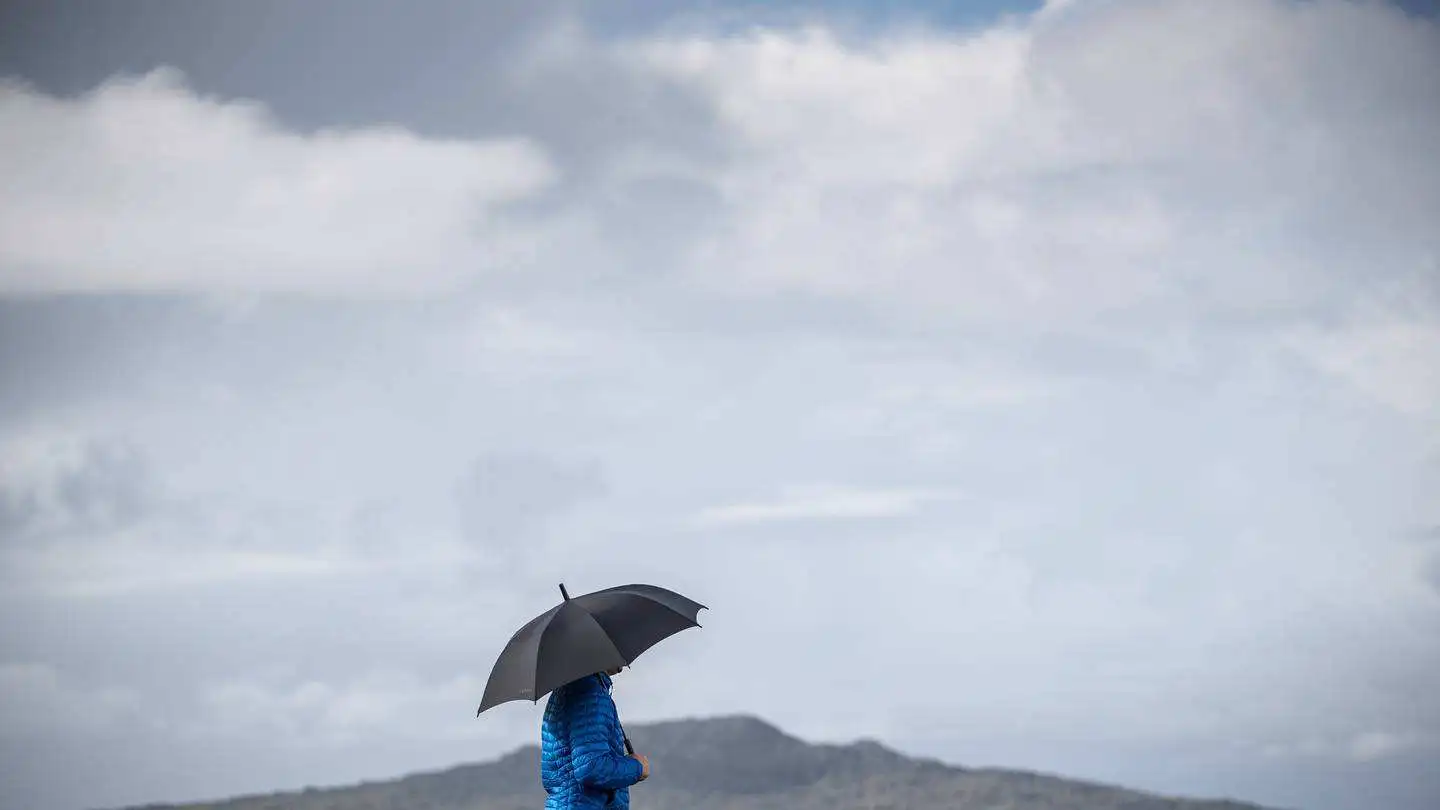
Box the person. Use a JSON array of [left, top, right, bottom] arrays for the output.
[[540, 664, 651, 809]]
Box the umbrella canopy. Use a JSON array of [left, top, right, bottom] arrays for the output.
[[476, 582, 706, 715]]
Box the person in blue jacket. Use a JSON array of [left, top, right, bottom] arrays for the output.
[[540, 664, 650, 809]]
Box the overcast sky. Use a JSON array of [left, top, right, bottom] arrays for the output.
[[1, 1, 1438, 810]]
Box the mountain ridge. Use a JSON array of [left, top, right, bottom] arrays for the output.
[[114, 712, 1285, 810]]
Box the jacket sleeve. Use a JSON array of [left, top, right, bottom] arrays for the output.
[[569, 683, 644, 791]]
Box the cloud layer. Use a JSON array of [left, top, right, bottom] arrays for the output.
[[2, 2, 1438, 810], [0, 69, 554, 296]]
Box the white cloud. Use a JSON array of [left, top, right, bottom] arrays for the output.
[[621, 0, 1440, 342], [691, 484, 963, 526], [1347, 730, 1437, 762], [1253, 729, 1439, 763], [465, 307, 596, 360], [0, 68, 556, 296], [1285, 293, 1440, 420]]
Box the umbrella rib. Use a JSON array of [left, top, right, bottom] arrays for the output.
[[533, 602, 628, 697], [574, 604, 629, 662], [593, 586, 706, 625]]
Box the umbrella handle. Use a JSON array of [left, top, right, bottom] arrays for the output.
[[618, 713, 635, 755]]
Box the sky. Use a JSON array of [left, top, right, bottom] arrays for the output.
[[0, 1, 1437, 809]]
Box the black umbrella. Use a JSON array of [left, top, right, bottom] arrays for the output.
[[476, 582, 706, 720]]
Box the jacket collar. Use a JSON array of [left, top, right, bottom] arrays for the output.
[[596, 671, 614, 691]]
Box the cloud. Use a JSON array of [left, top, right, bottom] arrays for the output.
[[692, 484, 963, 526], [0, 491, 495, 600], [0, 427, 153, 541], [1254, 729, 1440, 763], [0, 423, 499, 599], [0, 68, 556, 296], [613, 0, 1440, 362], [189, 667, 504, 748], [3, 2, 1440, 810], [1284, 291, 1440, 419], [0, 662, 144, 738], [4, 1, 1438, 372], [453, 451, 607, 546], [1347, 730, 1438, 763]]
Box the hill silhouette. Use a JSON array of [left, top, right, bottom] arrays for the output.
[[118, 714, 1279, 810]]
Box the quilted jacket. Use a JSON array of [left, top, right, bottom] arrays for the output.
[[540, 672, 644, 809]]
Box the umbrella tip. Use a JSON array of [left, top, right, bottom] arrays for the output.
[[559, 583, 570, 601]]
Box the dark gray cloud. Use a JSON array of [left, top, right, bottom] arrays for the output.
[[48, 441, 151, 533], [0, 0, 570, 132], [0, 0, 731, 203], [0, 435, 153, 544]]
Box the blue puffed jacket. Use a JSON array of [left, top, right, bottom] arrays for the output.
[[540, 672, 644, 809]]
